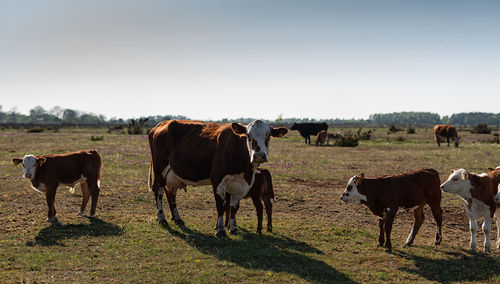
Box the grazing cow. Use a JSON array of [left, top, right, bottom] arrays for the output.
[[148, 120, 287, 237], [11, 150, 101, 222], [326, 132, 341, 145], [340, 169, 443, 252], [433, 124, 460, 147], [441, 167, 500, 252], [315, 130, 327, 146], [225, 168, 274, 234], [291, 122, 328, 144]]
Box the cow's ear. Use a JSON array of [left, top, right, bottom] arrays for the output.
[[488, 167, 494, 171], [271, 127, 288, 137], [11, 158, 22, 166], [450, 169, 455, 173], [461, 171, 468, 180], [359, 173, 365, 178], [230, 123, 247, 135], [37, 157, 46, 166]]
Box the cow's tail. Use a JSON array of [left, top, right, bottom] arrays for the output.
[[148, 162, 153, 191]]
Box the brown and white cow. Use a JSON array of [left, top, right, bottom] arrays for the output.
[[433, 124, 460, 147], [148, 120, 287, 237], [11, 150, 101, 222], [315, 130, 327, 146], [225, 168, 274, 234], [340, 169, 443, 252], [441, 167, 500, 252]]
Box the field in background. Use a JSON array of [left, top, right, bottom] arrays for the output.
[[0, 126, 499, 283]]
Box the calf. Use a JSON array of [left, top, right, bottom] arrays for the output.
[[441, 168, 500, 252], [315, 130, 327, 146], [225, 168, 274, 234], [340, 169, 443, 252], [433, 124, 460, 147], [12, 150, 101, 222]]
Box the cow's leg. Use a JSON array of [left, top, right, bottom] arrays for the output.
[[495, 207, 500, 249], [430, 202, 443, 245], [446, 136, 450, 147], [406, 206, 424, 246], [251, 195, 264, 234], [78, 181, 91, 216], [468, 217, 478, 252], [482, 215, 492, 252], [228, 200, 240, 235], [213, 185, 227, 238], [224, 193, 232, 228], [263, 198, 273, 233], [165, 187, 184, 225], [384, 208, 397, 252], [378, 218, 385, 247], [88, 179, 100, 218], [45, 186, 57, 223], [152, 170, 167, 224]]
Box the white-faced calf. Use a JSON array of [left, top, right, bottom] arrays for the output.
[[12, 150, 102, 222], [441, 168, 500, 252], [340, 169, 443, 252], [225, 168, 275, 234]]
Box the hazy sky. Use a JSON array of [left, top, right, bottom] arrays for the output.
[[1, 0, 499, 120]]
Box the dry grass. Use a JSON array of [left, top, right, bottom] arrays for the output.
[[0, 127, 499, 283]]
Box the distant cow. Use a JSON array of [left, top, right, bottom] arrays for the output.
[[315, 130, 327, 146], [326, 132, 341, 145], [291, 122, 328, 144], [226, 168, 274, 234], [340, 169, 443, 252], [148, 120, 287, 238], [11, 150, 102, 222], [441, 167, 500, 252], [434, 124, 460, 147]]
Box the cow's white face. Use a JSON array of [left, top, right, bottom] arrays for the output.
[[231, 120, 287, 165], [494, 184, 500, 204], [440, 169, 472, 199], [340, 176, 367, 204], [12, 155, 45, 180], [454, 136, 461, 147]]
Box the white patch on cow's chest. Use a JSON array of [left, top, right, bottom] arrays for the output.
[[465, 198, 490, 221], [163, 166, 210, 189], [216, 172, 255, 204]]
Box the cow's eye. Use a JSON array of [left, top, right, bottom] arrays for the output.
[[347, 185, 352, 191], [452, 177, 458, 181]]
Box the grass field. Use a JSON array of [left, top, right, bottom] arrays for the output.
[[0, 126, 499, 283]]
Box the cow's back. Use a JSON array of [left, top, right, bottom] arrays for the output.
[[38, 150, 101, 184]]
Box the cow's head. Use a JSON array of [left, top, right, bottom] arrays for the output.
[[454, 136, 461, 148], [340, 173, 366, 204], [231, 120, 288, 164], [11, 155, 46, 180], [494, 184, 500, 204], [290, 123, 297, 130], [440, 169, 473, 201]]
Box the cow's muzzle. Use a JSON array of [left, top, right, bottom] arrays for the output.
[[252, 152, 268, 163]]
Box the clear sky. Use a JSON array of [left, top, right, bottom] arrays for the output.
[[1, 0, 499, 120]]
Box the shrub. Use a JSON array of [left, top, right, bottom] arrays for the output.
[[26, 127, 44, 133], [356, 128, 372, 140], [406, 127, 415, 134], [334, 131, 358, 147], [388, 125, 400, 133], [91, 135, 104, 141], [471, 124, 491, 134]]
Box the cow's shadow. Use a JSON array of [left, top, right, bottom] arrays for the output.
[[163, 223, 355, 283], [27, 217, 123, 246], [394, 249, 500, 283]]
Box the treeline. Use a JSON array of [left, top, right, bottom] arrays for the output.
[[1, 106, 499, 126]]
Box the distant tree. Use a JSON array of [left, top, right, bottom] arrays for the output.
[[49, 106, 64, 118], [63, 109, 78, 122]]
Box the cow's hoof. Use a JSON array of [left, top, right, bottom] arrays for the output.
[[230, 228, 238, 235], [46, 216, 58, 223], [88, 214, 96, 219], [77, 211, 84, 216], [485, 247, 491, 253], [267, 227, 273, 233], [404, 242, 413, 247], [173, 218, 185, 226], [256, 229, 262, 234], [385, 247, 392, 253], [377, 242, 384, 247], [216, 230, 227, 238]]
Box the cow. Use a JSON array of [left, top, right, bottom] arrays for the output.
[[315, 130, 327, 146], [433, 124, 460, 147], [340, 169, 443, 252], [148, 120, 287, 238], [326, 132, 341, 145], [225, 168, 274, 234], [441, 167, 500, 252], [290, 122, 328, 144], [11, 149, 101, 222]]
